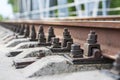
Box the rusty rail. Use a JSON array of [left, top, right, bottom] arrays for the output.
[[56, 16, 120, 21], [22, 16, 120, 21], [0, 18, 120, 60]]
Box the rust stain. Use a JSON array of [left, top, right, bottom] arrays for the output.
[[1, 18, 120, 60]]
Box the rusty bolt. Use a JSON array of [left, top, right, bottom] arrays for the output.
[[84, 30, 100, 56], [62, 28, 73, 47], [38, 25, 44, 34], [38, 32, 46, 44], [16, 24, 21, 33], [51, 37, 61, 48], [63, 28, 71, 39], [47, 26, 55, 42], [92, 49, 102, 58], [38, 25, 46, 43], [19, 24, 25, 35], [71, 44, 83, 58], [24, 24, 30, 38], [13, 26, 16, 32], [30, 25, 36, 41], [66, 42, 73, 50], [52, 37, 59, 44], [87, 30, 97, 44]]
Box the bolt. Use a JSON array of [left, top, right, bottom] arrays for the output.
[[92, 49, 102, 58], [47, 26, 55, 42], [66, 42, 73, 50], [62, 28, 73, 47], [38, 25, 44, 34], [51, 37, 61, 48], [13, 25, 16, 32], [87, 30, 97, 44], [71, 44, 83, 58], [63, 28, 71, 38], [38, 32, 46, 44], [30, 25, 36, 41], [24, 24, 30, 38], [19, 24, 25, 35], [16, 24, 21, 33], [84, 30, 100, 56], [38, 25, 46, 43], [52, 37, 59, 44]]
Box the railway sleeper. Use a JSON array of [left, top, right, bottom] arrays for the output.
[[13, 57, 38, 69]]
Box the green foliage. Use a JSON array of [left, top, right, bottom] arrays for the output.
[[8, 0, 14, 5], [68, 0, 74, 3], [68, 0, 120, 15], [8, 0, 18, 12], [108, 0, 120, 15], [110, 0, 120, 8], [99, 2, 102, 9], [68, 0, 76, 16], [0, 15, 3, 21]]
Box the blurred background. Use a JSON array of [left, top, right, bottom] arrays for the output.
[[0, 0, 120, 20]]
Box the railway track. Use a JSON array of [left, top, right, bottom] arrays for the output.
[[0, 16, 120, 80], [1, 17, 120, 60], [37, 16, 120, 21]]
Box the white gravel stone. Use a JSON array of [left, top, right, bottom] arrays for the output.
[[21, 55, 74, 77], [5, 38, 30, 47], [13, 41, 38, 49], [14, 47, 52, 59]]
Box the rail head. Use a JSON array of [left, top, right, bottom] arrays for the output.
[[1, 20, 120, 30]]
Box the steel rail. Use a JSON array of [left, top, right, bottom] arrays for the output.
[[33, 16, 120, 21], [0, 19, 120, 60]]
